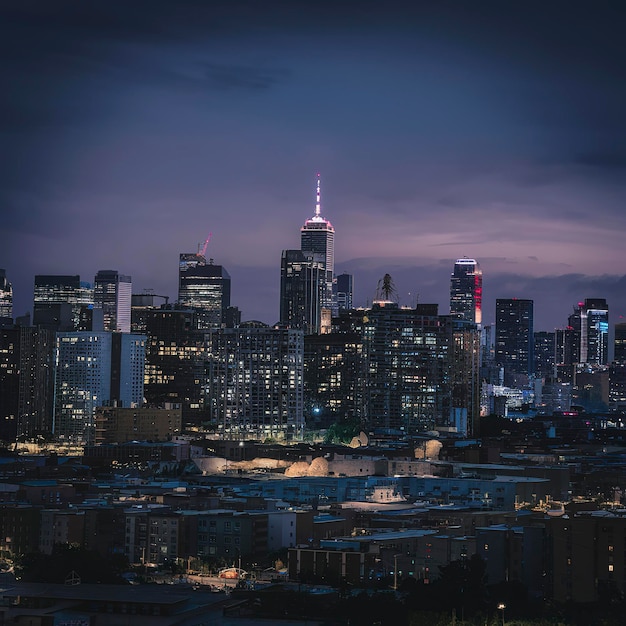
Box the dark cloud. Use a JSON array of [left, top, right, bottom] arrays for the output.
[[2, 1, 626, 327], [575, 150, 626, 171], [203, 63, 290, 92]]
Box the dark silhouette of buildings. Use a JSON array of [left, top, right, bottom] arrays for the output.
[[495, 298, 534, 386]]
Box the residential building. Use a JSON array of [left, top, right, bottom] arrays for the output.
[[54, 331, 146, 443], [94, 404, 182, 444], [207, 324, 304, 440]]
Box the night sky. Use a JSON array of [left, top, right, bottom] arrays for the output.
[[2, 1, 625, 331]]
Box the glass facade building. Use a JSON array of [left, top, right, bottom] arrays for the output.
[[495, 298, 534, 384], [178, 254, 231, 330], [94, 270, 132, 333], [450, 258, 482, 325]]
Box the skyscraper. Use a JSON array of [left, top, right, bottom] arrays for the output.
[[54, 331, 145, 443], [495, 298, 534, 384], [568, 299, 609, 365], [94, 270, 132, 333], [334, 272, 353, 312], [534, 331, 556, 379], [143, 308, 209, 425], [450, 258, 482, 325], [300, 174, 335, 316], [33, 275, 94, 330], [178, 253, 231, 330], [279, 249, 325, 334], [0, 269, 13, 321], [615, 322, 626, 363]]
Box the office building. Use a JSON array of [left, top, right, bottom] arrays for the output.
[[178, 253, 231, 330], [207, 324, 304, 440], [93, 270, 132, 333], [0, 269, 12, 321], [279, 249, 325, 334], [615, 322, 626, 363], [54, 331, 146, 443], [143, 308, 209, 425], [333, 272, 353, 312], [567, 298, 609, 365], [534, 331, 556, 379], [495, 299, 534, 385], [130, 292, 170, 333], [33, 275, 94, 331], [300, 174, 335, 322], [450, 258, 482, 325]]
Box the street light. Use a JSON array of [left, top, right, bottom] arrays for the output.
[[497, 602, 506, 626], [392, 554, 401, 591]]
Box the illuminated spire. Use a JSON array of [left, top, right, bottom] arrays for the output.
[[315, 172, 321, 218]]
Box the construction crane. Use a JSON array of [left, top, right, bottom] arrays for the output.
[[198, 232, 213, 258]]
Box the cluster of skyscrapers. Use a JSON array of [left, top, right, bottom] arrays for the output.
[[1, 176, 624, 446]]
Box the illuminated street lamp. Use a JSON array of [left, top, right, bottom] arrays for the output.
[[497, 602, 506, 626]]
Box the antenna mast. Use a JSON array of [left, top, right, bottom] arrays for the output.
[[315, 173, 321, 217]]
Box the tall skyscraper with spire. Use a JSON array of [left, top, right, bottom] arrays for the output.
[[450, 258, 482, 325], [300, 174, 335, 316], [280, 174, 335, 334]]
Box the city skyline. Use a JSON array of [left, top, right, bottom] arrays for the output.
[[2, 1, 625, 331]]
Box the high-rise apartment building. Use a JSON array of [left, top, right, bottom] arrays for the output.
[[300, 175, 335, 317], [54, 331, 146, 443], [304, 331, 365, 427], [94, 270, 132, 333], [178, 253, 231, 330], [0, 269, 12, 321], [207, 324, 304, 440], [33, 275, 94, 331], [0, 322, 55, 441], [279, 249, 325, 334], [333, 301, 480, 435], [450, 258, 482, 325], [495, 299, 534, 384]]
